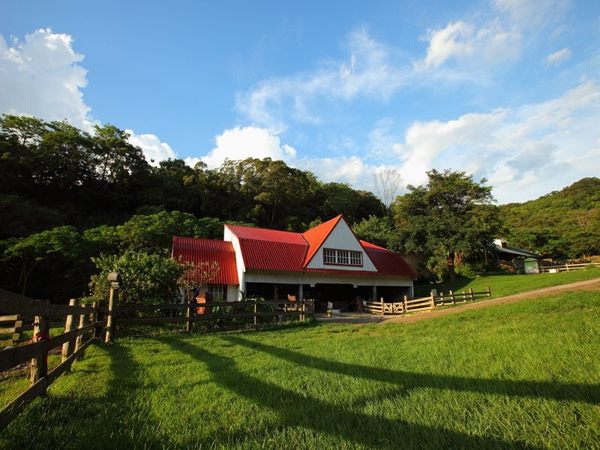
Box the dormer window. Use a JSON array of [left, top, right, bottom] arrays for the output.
[[323, 248, 363, 267]]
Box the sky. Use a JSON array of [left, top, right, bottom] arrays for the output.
[[1, 0, 600, 204]]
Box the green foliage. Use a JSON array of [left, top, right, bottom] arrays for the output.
[[392, 169, 503, 279], [3, 226, 83, 296], [352, 215, 399, 250], [500, 177, 600, 258], [87, 251, 183, 306]]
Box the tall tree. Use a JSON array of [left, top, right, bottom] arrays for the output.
[[392, 169, 502, 280]]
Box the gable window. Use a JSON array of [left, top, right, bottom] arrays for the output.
[[323, 248, 363, 267], [323, 248, 336, 264]]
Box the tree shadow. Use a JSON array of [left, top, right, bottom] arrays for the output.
[[156, 335, 542, 449], [224, 335, 600, 405], [2, 342, 173, 450]]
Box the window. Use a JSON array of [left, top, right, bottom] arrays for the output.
[[323, 248, 363, 267], [338, 250, 349, 265], [323, 248, 336, 264], [208, 285, 225, 300], [350, 251, 362, 266]]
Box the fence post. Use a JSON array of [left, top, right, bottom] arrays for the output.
[[12, 315, 23, 345], [430, 289, 437, 308], [439, 292, 445, 305], [300, 300, 305, 322], [62, 298, 77, 365], [486, 287, 491, 297], [185, 300, 193, 333], [449, 290, 455, 304], [380, 297, 385, 316], [403, 295, 408, 314], [91, 302, 102, 339], [74, 307, 87, 361], [253, 299, 258, 329], [469, 288, 474, 301], [105, 272, 120, 343], [30, 309, 49, 388]]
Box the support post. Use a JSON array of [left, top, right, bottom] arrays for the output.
[[30, 311, 49, 388], [185, 299, 193, 333], [431, 289, 438, 307], [91, 302, 100, 339], [74, 307, 87, 360], [372, 286, 377, 301], [62, 298, 77, 364], [12, 315, 23, 345], [253, 299, 258, 329], [105, 272, 120, 343]]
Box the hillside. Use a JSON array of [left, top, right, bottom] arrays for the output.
[[500, 177, 600, 258]]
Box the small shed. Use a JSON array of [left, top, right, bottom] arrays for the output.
[[523, 257, 540, 274]]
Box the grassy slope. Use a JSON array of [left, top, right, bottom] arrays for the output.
[[2, 291, 599, 449], [414, 267, 600, 298]]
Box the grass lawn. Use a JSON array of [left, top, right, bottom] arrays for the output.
[[1, 291, 599, 449], [414, 267, 600, 298]]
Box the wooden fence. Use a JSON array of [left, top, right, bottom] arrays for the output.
[[0, 288, 103, 431], [363, 287, 492, 316], [114, 298, 315, 335], [539, 261, 600, 273]]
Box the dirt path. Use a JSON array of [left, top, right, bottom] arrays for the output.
[[383, 277, 600, 325]]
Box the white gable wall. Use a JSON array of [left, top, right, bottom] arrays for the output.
[[224, 226, 246, 300], [306, 218, 377, 271]]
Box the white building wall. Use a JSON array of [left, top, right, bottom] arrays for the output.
[[224, 226, 246, 300], [306, 218, 377, 271], [244, 271, 413, 288]]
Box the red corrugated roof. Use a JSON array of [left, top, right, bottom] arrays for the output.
[[226, 224, 306, 244], [172, 236, 239, 285], [238, 239, 307, 272], [360, 240, 417, 279], [301, 215, 342, 266]]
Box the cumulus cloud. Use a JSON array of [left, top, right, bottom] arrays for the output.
[[546, 47, 572, 65], [392, 80, 600, 202], [126, 130, 177, 166], [0, 28, 92, 130], [200, 126, 297, 168], [0, 29, 178, 166], [236, 28, 409, 132]]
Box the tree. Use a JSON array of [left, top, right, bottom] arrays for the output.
[[392, 169, 503, 280], [3, 226, 83, 295], [87, 251, 183, 306], [352, 215, 399, 250], [374, 168, 402, 212]]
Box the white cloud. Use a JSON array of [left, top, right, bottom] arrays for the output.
[[493, 0, 571, 29], [420, 21, 476, 68], [546, 47, 572, 65], [0, 28, 92, 131], [391, 80, 600, 202], [0, 29, 179, 167], [236, 28, 409, 132], [126, 130, 177, 166], [200, 126, 297, 168]]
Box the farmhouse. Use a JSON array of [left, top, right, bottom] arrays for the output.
[[172, 215, 416, 311]]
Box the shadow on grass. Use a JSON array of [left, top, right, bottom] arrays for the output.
[[156, 335, 542, 449], [2, 342, 171, 450], [225, 336, 600, 405]]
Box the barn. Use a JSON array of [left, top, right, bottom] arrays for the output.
[[172, 215, 416, 311]]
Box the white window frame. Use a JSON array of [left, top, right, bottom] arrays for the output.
[[208, 284, 225, 300]]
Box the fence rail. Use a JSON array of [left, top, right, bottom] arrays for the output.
[[539, 261, 600, 273]]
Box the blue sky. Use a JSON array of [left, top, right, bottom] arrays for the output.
[[1, 0, 599, 203]]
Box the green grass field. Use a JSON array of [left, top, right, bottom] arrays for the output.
[[2, 290, 599, 449], [414, 267, 600, 298]]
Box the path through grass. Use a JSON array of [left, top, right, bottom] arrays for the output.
[[1, 290, 599, 449], [414, 267, 600, 298]]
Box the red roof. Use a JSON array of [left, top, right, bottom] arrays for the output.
[[172, 236, 239, 285], [237, 239, 307, 272], [301, 215, 342, 266], [360, 240, 417, 279]]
